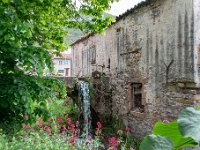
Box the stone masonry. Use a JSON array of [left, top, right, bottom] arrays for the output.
[[71, 0, 200, 139]]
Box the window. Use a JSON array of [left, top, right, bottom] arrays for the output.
[[58, 61, 62, 65], [132, 83, 142, 109], [128, 83, 145, 113], [89, 46, 96, 64], [58, 70, 64, 73], [64, 60, 70, 65]]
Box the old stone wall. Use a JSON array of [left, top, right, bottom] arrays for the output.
[[71, 0, 200, 139]]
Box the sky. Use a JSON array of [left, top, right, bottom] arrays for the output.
[[108, 0, 144, 16]]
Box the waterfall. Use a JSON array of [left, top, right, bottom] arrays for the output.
[[78, 81, 91, 139]]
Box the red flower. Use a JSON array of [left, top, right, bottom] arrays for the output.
[[126, 127, 131, 133], [76, 129, 80, 135], [86, 141, 89, 145], [88, 135, 92, 142], [56, 116, 62, 124], [117, 130, 123, 136], [69, 124, 75, 133], [62, 125, 67, 131], [38, 118, 44, 125], [108, 137, 119, 150], [43, 125, 49, 131], [46, 127, 52, 134], [23, 115, 28, 121], [97, 121, 102, 129], [70, 136, 77, 143], [99, 136, 104, 140], [37, 124, 41, 129], [75, 121, 79, 127], [67, 118, 72, 125]]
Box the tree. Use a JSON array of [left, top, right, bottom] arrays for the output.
[[0, 0, 115, 123]]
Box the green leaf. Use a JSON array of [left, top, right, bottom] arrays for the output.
[[140, 135, 173, 150], [178, 107, 200, 142], [153, 121, 197, 149], [2, 0, 8, 3], [0, 101, 8, 108]]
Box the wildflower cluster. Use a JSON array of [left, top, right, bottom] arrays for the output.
[[108, 127, 132, 150], [17, 115, 136, 150]]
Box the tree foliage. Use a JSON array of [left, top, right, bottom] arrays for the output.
[[0, 0, 115, 122]]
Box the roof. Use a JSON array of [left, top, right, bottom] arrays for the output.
[[70, 33, 94, 47], [53, 53, 72, 60], [70, 0, 156, 46], [115, 0, 154, 22]]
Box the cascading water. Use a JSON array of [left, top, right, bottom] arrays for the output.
[[78, 81, 91, 139]]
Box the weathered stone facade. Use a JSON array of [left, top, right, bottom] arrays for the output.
[[71, 0, 200, 139]]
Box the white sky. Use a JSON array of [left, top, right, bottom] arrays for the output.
[[108, 0, 144, 16]]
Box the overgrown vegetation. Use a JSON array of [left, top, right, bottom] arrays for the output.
[[0, 0, 115, 131]]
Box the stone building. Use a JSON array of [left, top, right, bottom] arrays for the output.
[[71, 0, 200, 138]]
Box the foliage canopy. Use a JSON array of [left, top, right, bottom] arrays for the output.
[[0, 0, 115, 122]]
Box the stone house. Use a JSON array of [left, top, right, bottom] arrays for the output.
[[71, 0, 200, 138]]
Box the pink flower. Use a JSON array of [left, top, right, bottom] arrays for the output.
[[22, 123, 31, 132], [88, 135, 92, 142], [75, 121, 79, 127], [86, 141, 89, 145], [76, 129, 80, 135], [23, 115, 28, 121], [62, 125, 67, 131], [99, 136, 104, 140], [67, 118, 72, 125], [97, 121, 102, 129], [46, 127, 52, 134], [43, 125, 49, 131], [163, 119, 170, 124], [70, 136, 77, 143], [126, 127, 131, 133], [117, 130, 123, 136], [56, 116, 62, 124], [37, 124, 41, 129], [69, 124, 75, 133], [108, 137, 119, 150], [38, 118, 44, 125]]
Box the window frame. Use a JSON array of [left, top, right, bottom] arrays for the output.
[[127, 82, 146, 113]]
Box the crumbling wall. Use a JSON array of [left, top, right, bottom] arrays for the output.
[[110, 0, 198, 139], [71, 0, 200, 139]]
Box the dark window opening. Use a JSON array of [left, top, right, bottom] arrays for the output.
[[132, 83, 144, 112], [89, 46, 96, 64]]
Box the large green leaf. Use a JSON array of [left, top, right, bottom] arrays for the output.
[[140, 135, 173, 150], [153, 121, 197, 149], [178, 107, 200, 142]]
